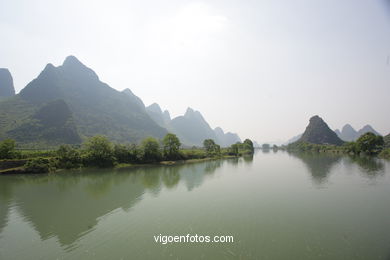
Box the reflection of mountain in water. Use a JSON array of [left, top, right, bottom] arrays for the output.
[[10, 172, 145, 247], [289, 152, 342, 184], [0, 158, 248, 247], [290, 152, 386, 183]]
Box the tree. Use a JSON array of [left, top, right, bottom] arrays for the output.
[[84, 135, 115, 167], [0, 139, 18, 159], [243, 139, 254, 153], [262, 143, 270, 150], [162, 133, 181, 160], [355, 132, 384, 155], [141, 137, 161, 162], [230, 143, 239, 156], [57, 145, 82, 168], [24, 157, 57, 173], [203, 139, 220, 156]]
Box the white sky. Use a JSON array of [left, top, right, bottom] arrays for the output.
[[1, 0, 390, 144]]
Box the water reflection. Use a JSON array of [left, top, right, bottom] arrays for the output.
[[289, 152, 386, 184], [346, 155, 385, 178], [0, 159, 244, 248], [288, 152, 342, 184]]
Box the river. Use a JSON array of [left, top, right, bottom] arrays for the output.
[[0, 150, 389, 259]]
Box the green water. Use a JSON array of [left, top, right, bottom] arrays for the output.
[[0, 151, 389, 259]]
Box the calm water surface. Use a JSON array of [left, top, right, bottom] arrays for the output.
[[0, 151, 389, 259]]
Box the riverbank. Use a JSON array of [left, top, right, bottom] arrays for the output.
[[285, 140, 390, 160], [0, 154, 246, 175]]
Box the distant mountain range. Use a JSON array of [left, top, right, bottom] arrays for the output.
[[0, 56, 240, 147], [146, 104, 241, 147], [334, 124, 381, 142], [286, 121, 383, 145]]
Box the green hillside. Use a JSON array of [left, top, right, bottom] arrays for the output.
[[0, 56, 167, 146]]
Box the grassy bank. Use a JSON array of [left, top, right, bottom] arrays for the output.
[[0, 134, 254, 174]]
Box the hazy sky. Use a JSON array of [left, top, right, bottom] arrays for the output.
[[1, 0, 390, 144]]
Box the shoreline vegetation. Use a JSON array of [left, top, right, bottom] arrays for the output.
[[0, 133, 255, 174], [283, 132, 390, 159]]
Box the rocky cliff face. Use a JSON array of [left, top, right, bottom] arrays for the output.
[[0, 68, 15, 97], [298, 115, 344, 145]]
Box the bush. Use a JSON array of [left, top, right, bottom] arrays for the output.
[[379, 148, 390, 159], [162, 133, 181, 160], [180, 149, 207, 160], [229, 143, 239, 156], [355, 132, 384, 155], [243, 139, 254, 153], [141, 137, 161, 162], [84, 136, 116, 167], [24, 157, 58, 173], [113, 143, 140, 163], [0, 139, 20, 159], [57, 145, 82, 169], [203, 139, 221, 157]]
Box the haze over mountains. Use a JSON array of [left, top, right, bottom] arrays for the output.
[[334, 124, 381, 142], [145, 104, 241, 147], [287, 121, 382, 145], [0, 56, 240, 147]]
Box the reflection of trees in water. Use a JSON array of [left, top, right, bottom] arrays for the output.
[[290, 152, 386, 183], [289, 152, 342, 184], [0, 199, 9, 235], [346, 155, 384, 178], [225, 157, 239, 168], [161, 166, 180, 189], [243, 155, 254, 164], [0, 159, 228, 248], [180, 160, 221, 191]]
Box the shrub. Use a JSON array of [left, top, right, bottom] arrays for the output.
[[57, 145, 82, 169], [355, 132, 384, 155], [113, 143, 140, 163], [162, 133, 181, 160], [203, 139, 221, 157], [24, 157, 58, 173], [0, 139, 20, 159], [84, 136, 116, 167], [141, 137, 161, 162]]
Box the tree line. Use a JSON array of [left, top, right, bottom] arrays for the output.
[[0, 134, 254, 173], [287, 132, 389, 158]]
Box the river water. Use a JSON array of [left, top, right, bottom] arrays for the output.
[[0, 151, 389, 259]]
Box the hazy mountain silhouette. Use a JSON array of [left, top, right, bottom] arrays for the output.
[[170, 107, 217, 146], [298, 115, 344, 145], [122, 88, 145, 109], [285, 133, 303, 145], [146, 103, 240, 147], [334, 124, 381, 141], [145, 103, 171, 129], [337, 124, 358, 141], [0, 56, 167, 145], [0, 68, 15, 97], [357, 125, 381, 137], [289, 122, 382, 145], [213, 127, 241, 147]]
